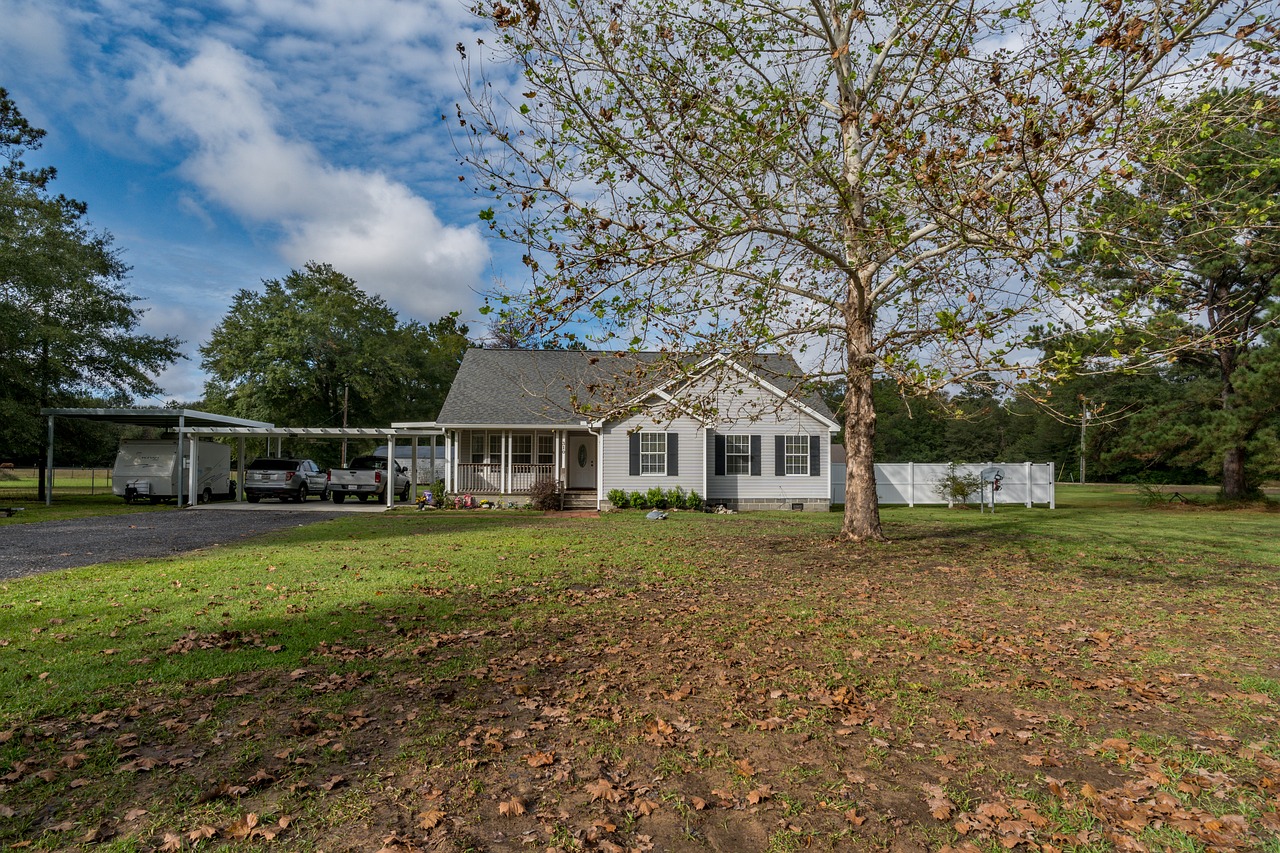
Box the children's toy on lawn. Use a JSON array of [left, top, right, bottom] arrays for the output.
[[416, 489, 437, 511]]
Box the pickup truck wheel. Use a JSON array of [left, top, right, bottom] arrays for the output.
[[357, 494, 369, 503], [247, 495, 261, 504], [332, 493, 346, 504], [399, 481, 411, 502], [297, 484, 309, 502]]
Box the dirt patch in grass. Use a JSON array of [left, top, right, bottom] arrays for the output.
[[2, 512, 1278, 851]]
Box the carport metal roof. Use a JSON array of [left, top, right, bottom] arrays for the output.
[[179, 425, 444, 510], [38, 408, 276, 507], [40, 407, 274, 430], [180, 426, 441, 437]]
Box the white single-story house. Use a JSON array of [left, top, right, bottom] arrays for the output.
[[429, 349, 839, 511]]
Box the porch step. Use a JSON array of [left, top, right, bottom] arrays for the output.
[[561, 492, 598, 510]]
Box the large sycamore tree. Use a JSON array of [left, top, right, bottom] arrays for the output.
[[459, 0, 1275, 540]]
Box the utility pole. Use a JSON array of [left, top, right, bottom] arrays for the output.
[[341, 384, 349, 467], [1079, 398, 1090, 485]]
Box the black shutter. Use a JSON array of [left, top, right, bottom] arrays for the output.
[[809, 436, 820, 476], [715, 434, 726, 476], [774, 435, 786, 476], [666, 433, 678, 476], [629, 433, 640, 476], [750, 435, 762, 476]]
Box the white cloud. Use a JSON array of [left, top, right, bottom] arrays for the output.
[[0, 1, 73, 78], [130, 39, 489, 322]]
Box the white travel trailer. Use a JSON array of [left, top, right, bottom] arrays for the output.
[[112, 439, 234, 504]]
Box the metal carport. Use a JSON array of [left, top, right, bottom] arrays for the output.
[[179, 426, 444, 509], [39, 408, 274, 507]]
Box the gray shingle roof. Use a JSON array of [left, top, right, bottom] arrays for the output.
[[436, 349, 835, 427]]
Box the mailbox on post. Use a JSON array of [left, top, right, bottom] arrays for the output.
[[979, 467, 1004, 513]]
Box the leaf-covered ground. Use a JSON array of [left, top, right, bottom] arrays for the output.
[[1, 503, 1278, 852]]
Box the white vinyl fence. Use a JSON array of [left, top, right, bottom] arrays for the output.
[[832, 462, 1056, 508]]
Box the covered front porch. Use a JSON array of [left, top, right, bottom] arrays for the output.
[[444, 428, 600, 501]]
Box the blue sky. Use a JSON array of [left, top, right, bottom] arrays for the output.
[[1, 0, 513, 401]]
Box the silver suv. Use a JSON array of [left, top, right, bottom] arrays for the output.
[[244, 458, 329, 502]]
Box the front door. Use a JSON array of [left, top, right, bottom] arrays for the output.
[[567, 434, 597, 490]]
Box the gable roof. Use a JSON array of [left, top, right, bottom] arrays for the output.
[[436, 349, 835, 427]]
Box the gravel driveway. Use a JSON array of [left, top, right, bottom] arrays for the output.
[[0, 509, 344, 581]]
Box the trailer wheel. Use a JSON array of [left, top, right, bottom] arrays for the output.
[[201, 487, 212, 504]]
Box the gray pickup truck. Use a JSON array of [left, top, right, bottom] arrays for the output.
[[326, 455, 411, 503]]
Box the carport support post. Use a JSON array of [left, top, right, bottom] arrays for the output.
[[188, 436, 200, 506], [237, 437, 246, 501], [386, 436, 395, 508], [410, 437, 419, 503], [176, 416, 185, 507], [45, 414, 54, 506]]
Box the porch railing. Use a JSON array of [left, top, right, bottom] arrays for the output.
[[456, 463, 556, 494]]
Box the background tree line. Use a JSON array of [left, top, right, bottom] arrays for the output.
[[1, 89, 472, 471]]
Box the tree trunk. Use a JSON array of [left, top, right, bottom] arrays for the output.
[[841, 306, 885, 542], [1221, 445, 1247, 500]]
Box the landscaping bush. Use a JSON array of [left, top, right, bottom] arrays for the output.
[[934, 463, 982, 508], [631, 490, 651, 509], [646, 486, 667, 510], [528, 477, 562, 511], [606, 488, 630, 509]]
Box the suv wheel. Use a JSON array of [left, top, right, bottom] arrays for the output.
[[297, 484, 309, 502]]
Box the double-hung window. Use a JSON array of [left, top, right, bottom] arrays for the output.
[[537, 434, 554, 465], [512, 434, 533, 465], [725, 435, 752, 475], [784, 435, 810, 475], [639, 432, 667, 475]]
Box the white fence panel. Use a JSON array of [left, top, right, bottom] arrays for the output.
[[833, 460, 1055, 508]]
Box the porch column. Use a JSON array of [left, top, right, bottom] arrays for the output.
[[444, 432, 453, 493], [595, 428, 604, 509]]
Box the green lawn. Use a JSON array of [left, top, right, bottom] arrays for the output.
[[1, 493, 1278, 851]]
